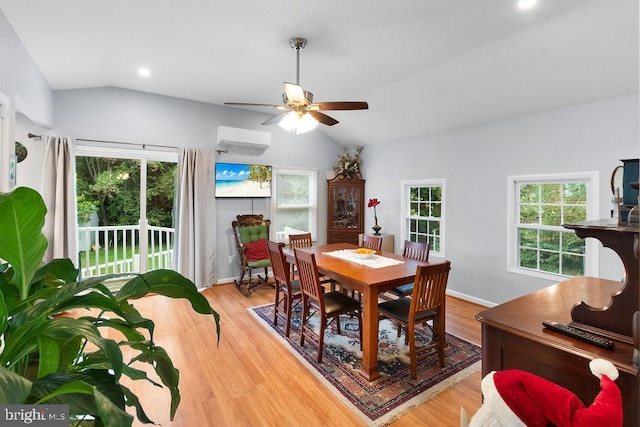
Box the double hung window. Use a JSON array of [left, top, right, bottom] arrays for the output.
[[508, 172, 598, 280], [401, 179, 445, 257], [270, 168, 318, 242]]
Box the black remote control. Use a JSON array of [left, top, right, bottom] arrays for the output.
[[542, 320, 615, 349]]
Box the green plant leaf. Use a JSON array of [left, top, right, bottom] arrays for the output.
[[0, 187, 48, 299], [121, 384, 154, 424], [0, 366, 32, 403], [93, 386, 134, 427], [0, 290, 7, 335], [37, 336, 60, 378], [128, 343, 181, 419], [117, 269, 220, 342]]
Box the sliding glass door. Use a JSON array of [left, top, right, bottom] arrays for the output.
[[75, 145, 177, 278]]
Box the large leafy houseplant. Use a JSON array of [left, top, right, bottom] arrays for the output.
[[0, 187, 220, 426]]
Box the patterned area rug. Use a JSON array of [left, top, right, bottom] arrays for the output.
[[249, 303, 481, 426]]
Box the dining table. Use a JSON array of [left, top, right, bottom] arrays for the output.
[[281, 242, 428, 381]]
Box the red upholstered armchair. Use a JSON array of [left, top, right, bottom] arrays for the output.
[[231, 214, 272, 295]]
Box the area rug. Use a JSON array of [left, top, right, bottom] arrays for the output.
[[249, 303, 481, 426]]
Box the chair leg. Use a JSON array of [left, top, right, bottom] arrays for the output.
[[300, 299, 308, 348], [436, 318, 446, 368], [408, 326, 417, 380], [317, 313, 326, 363], [358, 310, 363, 350], [284, 295, 293, 338], [235, 269, 246, 287], [273, 287, 281, 327]]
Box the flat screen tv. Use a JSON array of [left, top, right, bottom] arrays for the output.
[[215, 162, 272, 198]]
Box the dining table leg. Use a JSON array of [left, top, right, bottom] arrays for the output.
[[360, 289, 381, 381]]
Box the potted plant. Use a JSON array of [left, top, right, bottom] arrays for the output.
[[0, 187, 220, 426]]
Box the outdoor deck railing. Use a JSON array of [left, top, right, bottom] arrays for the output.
[[78, 224, 174, 278]]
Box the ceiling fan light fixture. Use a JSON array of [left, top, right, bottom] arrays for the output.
[[278, 111, 318, 135]]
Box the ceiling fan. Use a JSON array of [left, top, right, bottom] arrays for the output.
[[224, 37, 368, 133]]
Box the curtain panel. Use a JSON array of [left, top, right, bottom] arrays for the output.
[[175, 148, 216, 288], [40, 136, 78, 265]]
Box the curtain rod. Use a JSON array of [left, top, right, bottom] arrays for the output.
[[76, 138, 178, 151], [29, 134, 177, 151]]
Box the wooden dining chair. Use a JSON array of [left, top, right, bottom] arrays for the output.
[[288, 232, 313, 248], [294, 248, 362, 363], [361, 234, 383, 251], [386, 240, 430, 298], [267, 240, 302, 338], [289, 232, 334, 289], [288, 232, 312, 280], [377, 260, 451, 379]]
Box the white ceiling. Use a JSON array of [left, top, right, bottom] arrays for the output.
[[1, 0, 637, 147]]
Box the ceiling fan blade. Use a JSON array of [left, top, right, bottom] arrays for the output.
[[262, 113, 286, 125], [283, 82, 307, 104], [224, 102, 287, 110], [311, 101, 369, 111], [308, 110, 339, 126]]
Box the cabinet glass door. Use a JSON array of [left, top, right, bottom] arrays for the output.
[[330, 185, 361, 230]]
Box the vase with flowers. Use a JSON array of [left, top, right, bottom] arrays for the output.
[[368, 198, 382, 235]]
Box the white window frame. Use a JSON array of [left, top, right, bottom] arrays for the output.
[[400, 179, 446, 257], [507, 172, 599, 281], [270, 167, 318, 242]]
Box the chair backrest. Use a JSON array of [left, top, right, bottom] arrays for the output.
[[232, 214, 270, 245], [361, 235, 383, 251], [294, 248, 324, 307], [267, 240, 290, 287], [232, 214, 271, 263], [410, 261, 451, 318], [289, 232, 313, 248], [403, 240, 430, 262]]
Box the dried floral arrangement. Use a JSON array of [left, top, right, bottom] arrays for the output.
[[333, 146, 363, 180]]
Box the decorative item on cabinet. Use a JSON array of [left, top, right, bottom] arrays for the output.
[[333, 146, 363, 180]]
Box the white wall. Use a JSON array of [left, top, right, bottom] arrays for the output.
[[0, 9, 52, 192], [52, 86, 344, 284], [362, 94, 639, 305]]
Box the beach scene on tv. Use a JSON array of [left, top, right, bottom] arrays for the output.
[[215, 163, 272, 198]]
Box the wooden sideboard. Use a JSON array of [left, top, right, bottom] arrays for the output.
[[477, 220, 639, 426]]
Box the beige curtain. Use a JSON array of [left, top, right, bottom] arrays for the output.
[[175, 148, 216, 289], [40, 136, 78, 264]]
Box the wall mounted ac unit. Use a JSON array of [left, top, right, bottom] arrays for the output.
[[217, 126, 271, 149]]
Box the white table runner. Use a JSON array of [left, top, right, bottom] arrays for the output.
[[323, 249, 405, 269]]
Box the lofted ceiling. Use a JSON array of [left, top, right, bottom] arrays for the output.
[[0, 0, 637, 147]]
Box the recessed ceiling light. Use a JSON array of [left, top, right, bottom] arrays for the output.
[[517, 0, 537, 10], [138, 68, 151, 78]]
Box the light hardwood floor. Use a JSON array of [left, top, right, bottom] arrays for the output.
[[122, 283, 487, 426]]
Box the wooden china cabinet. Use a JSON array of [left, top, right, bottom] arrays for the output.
[[327, 177, 365, 245]]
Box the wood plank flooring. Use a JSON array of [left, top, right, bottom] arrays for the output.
[[122, 283, 487, 426]]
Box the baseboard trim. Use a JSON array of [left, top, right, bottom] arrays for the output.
[[446, 289, 496, 308]]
